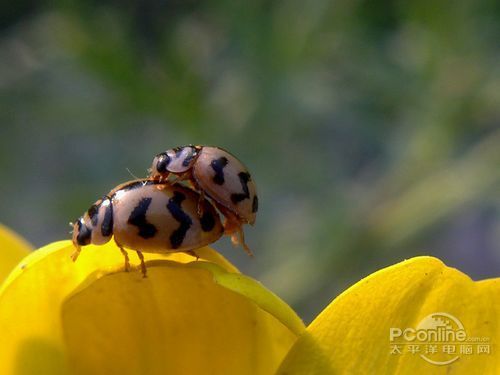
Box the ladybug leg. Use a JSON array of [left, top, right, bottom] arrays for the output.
[[70, 245, 81, 262], [114, 239, 131, 272], [185, 250, 200, 260], [170, 172, 190, 185], [159, 173, 170, 183], [154, 173, 170, 190], [169, 175, 180, 184], [136, 250, 147, 278], [215, 204, 254, 257], [185, 176, 197, 189], [231, 228, 253, 257]]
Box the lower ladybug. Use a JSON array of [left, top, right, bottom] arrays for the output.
[[150, 145, 258, 256], [71, 179, 223, 276]]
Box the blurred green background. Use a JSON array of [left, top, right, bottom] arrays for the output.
[[1, 0, 499, 322]]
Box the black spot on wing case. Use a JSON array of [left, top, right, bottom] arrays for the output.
[[127, 197, 158, 239], [252, 195, 258, 213], [200, 209, 216, 232], [211, 157, 228, 185], [231, 172, 251, 204], [167, 191, 193, 248]]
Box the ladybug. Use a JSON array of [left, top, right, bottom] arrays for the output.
[[149, 146, 258, 255], [71, 179, 224, 276]]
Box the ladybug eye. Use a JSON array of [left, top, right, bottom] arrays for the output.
[[156, 153, 171, 173]]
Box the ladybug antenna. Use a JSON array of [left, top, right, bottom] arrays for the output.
[[126, 167, 141, 180]]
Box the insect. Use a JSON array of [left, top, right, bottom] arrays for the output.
[[71, 179, 224, 277], [149, 145, 258, 256]]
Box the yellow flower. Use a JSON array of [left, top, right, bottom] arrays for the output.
[[278, 257, 499, 374], [0, 224, 498, 374]]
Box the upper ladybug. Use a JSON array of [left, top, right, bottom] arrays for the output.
[[150, 145, 258, 255]]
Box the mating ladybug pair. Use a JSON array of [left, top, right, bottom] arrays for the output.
[[71, 146, 258, 276]]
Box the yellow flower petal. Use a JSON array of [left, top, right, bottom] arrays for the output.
[[0, 223, 33, 283], [0, 240, 302, 375], [278, 256, 499, 374], [192, 261, 305, 336]]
